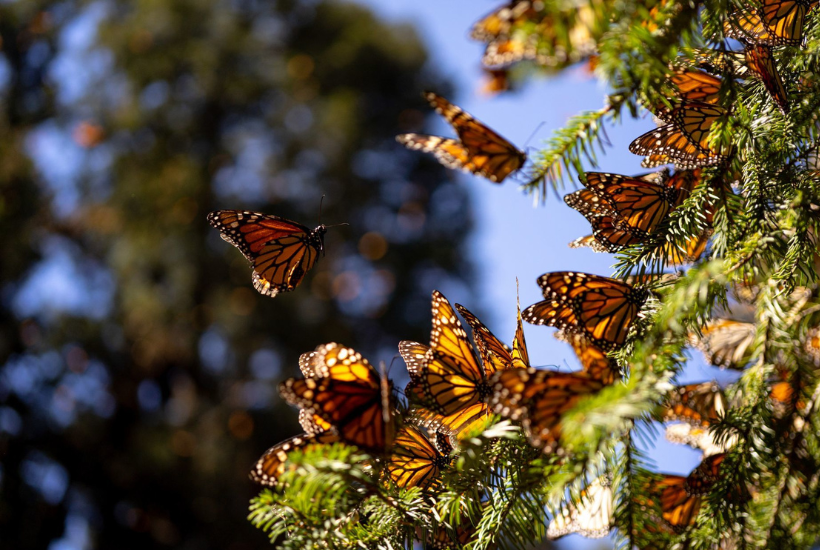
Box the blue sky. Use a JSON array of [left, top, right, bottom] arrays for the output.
[[354, 1, 734, 547]]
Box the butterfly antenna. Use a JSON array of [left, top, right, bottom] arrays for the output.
[[323, 222, 349, 229], [318, 194, 325, 224], [522, 121, 545, 149]]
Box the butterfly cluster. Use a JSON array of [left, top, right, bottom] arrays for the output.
[[207, 0, 820, 547]]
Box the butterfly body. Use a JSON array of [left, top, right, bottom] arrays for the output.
[[397, 92, 526, 183], [387, 425, 452, 490], [207, 210, 327, 297]]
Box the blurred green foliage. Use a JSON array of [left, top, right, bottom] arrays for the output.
[[0, 1, 471, 548]]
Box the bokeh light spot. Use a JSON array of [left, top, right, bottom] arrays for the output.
[[358, 232, 388, 261], [228, 411, 254, 440]]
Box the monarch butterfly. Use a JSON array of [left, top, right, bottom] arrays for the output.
[[455, 301, 529, 372], [665, 422, 735, 457], [577, 171, 679, 234], [547, 476, 613, 539], [554, 330, 620, 384], [386, 424, 452, 490], [629, 103, 731, 168], [523, 272, 649, 351], [685, 453, 727, 495], [415, 292, 500, 435], [656, 475, 703, 532], [249, 431, 341, 487], [207, 210, 328, 297], [470, 1, 537, 43], [804, 326, 820, 364], [664, 381, 726, 427], [279, 343, 396, 454], [744, 44, 789, 114], [489, 368, 604, 451], [568, 233, 611, 253], [396, 92, 526, 183], [725, 0, 816, 46], [668, 69, 722, 105], [400, 339, 491, 450], [690, 318, 756, 369], [648, 231, 712, 266]]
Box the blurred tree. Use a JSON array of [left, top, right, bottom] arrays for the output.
[[0, 1, 471, 548]]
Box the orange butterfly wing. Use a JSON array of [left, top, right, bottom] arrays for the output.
[[207, 210, 324, 297]]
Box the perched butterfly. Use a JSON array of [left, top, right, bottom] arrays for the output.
[[568, 233, 610, 253], [725, 0, 817, 46], [685, 453, 727, 495], [577, 171, 679, 234], [690, 318, 756, 369], [668, 69, 722, 106], [470, 1, 537, 43], [630, 103, 731, 168], [251, 346, 360, 486], [664, 381, 726, 427], [415, 291, 500, 434], [396, 92, 526, 183], [400, 339, 488, 444], [744, 44, 789, 114], [655, 475, 703, 532], [665, 422, 735, 457], [523, 272, 649, 351], [804, 326, 820, 364], [249, 431, 340, 487], [490, 368, 604, 451], [386, 425, 452, 490], [279, 343, 396, 454], [648, 231, 711, 266], [554, 330, 620, 384], [207, 210, 328, 297], [547, 476, 613, 539], [455, 301, 529, 373]]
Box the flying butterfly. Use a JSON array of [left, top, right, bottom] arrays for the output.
[[689, 318, 756, 369], [724, 0, 817, 46], [279, 343, 396, 454], [629, 103, 731, 168], [207, 210, 332, 298], [554, 330, 620, 385], [664, 381, 726, 427], [386, 424, 452, 490], [489, 368, 604, 451], [744, 43, 790, 114], [547, 476, 613, 539], [523, 272, 649, 351], [396, 92, 526, 183]]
